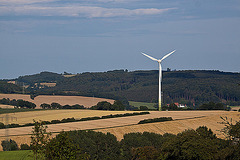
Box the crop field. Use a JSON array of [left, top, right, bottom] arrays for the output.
[[230, 106, 240, 111], [0, 93, 114, 108], [0, 105, 14, 109], [96, 111, 240, 140], [0, 110, 239, 151], [0, 109, 137, 125]]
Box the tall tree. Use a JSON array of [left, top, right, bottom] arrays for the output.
[[30, 120, 51, 160]]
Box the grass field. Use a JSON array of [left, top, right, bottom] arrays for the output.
[[0, 150, 33, 160], [129, 101, 156, 109], [0, 93, 114, 108]]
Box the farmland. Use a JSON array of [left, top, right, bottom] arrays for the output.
[[0, 110, 239, 151], [0, 93, 114, 108], [129, 101, 156, 109], [0, 104, 14, 109], [0, 150, 33, 160], [0, 109, 138, 125]]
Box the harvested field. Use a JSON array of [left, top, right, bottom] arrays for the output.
[[96, 111, 240, 140], [231, 107, 240, 111], [0, 109, 137, 125], [0, 104, 14, 109], [0, 93, 114, 108], [0, 111, 239, 151]]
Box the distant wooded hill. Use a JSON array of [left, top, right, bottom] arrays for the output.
[[2, 70, 240, 107]]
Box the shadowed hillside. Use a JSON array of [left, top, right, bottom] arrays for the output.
[[4, 70, 240, 107]]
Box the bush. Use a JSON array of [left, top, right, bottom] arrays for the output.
[[51, 120, 61, 124], [40, 103, 51, 109], [8, 123, 20, 128], [51, 102, 62, 109], [139, 106, 148, 111], [1, 139, 19, 151], [23, 123, 34, 127], [0, 122, 5, 129], [20, 143, 31, 150], [138, 117, 173, 124], [61, 117, 76, 123]]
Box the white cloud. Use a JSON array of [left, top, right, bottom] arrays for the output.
[[0, 4, 176, 18]]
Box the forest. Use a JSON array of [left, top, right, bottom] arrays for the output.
[[1, 69, 240, 107]]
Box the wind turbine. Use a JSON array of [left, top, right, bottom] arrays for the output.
[[141, 50, 176, 111]]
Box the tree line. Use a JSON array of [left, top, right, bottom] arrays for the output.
[[0, 98, 233, 111], [0, 98, 128, 111], [0, 98, 36, 109], [161, 102, 230, 111], [0, 112, 150, 129]]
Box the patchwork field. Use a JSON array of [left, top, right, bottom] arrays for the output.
[[0, 110, 239, 151], [0, 93, 114, 108]]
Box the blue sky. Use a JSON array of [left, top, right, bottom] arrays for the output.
[[0, 0, 240, 79]]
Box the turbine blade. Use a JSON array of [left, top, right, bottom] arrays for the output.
[[141, 52, 158, 61], [160, 50, 176, 61]]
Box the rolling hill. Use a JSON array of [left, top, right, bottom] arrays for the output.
[[2, 70, 240, 107]]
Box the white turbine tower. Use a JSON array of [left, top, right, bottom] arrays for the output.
[[141, 50, 176, 111]]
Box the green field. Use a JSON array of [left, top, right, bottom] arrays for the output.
[[129, 101, 157, 109], [0, 150, 33, 160], [229, 106, 240, 108]]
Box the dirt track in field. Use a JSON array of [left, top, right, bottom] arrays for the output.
[[0, 110, 239, 151], [0, 93, 114, 108]]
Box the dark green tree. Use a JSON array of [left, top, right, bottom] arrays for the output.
[[51, 102, 62, 109], [121, 132, 164, 159], [90, 101, 112, 110], [45, 131, 89, 160], [1, 139, 19, 151], [0, 122, 5, 129], [30, 120, 51, 160], [219, 116, 240, 140], [131, 146, 159, 160], [20, 143, 31, 150], [68, 130, 121, 160], [112, 100, 125, 110], [40, 103, 51, 109], [160, 127, 224, 160], [139, 106, 148, 111]]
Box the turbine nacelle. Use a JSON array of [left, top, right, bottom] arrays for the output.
[[141, 50, 176, 63]]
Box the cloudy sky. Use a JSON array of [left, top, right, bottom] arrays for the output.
[[0, 0, 240, 79]]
